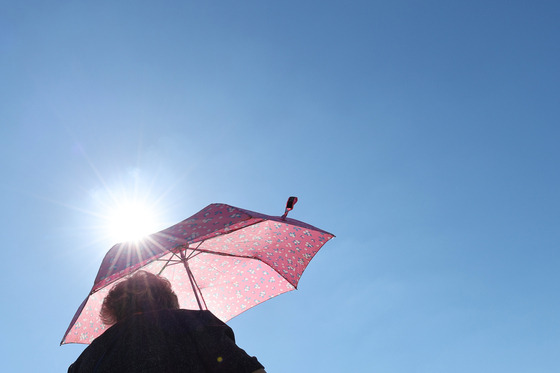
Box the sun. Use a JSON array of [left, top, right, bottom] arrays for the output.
[[106, 199, 161, 243], [80, 166, 172, 247]]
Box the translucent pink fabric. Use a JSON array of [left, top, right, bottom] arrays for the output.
[[62, 203, 334, 344]]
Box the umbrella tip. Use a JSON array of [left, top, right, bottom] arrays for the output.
[[281, 196, 298, 220]]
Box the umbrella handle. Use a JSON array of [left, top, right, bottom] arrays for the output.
[[281, 196, 298, 220]]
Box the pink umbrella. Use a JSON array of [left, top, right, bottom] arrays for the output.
[[61, 198, 334, 345]]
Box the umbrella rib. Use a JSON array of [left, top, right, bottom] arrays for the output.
[[186, 241, 204, 260], [191, 246, 300, 289], [155, 244, 205, 276], [165, 261, 183, 266], [155, 250, 185, 275], [156, 255, 175, 276], [188, 246, 252, 258]]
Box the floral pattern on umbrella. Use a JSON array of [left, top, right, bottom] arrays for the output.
[[62, 202, 334, 345]]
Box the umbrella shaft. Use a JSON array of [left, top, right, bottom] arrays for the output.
[[180, 250, 206, 311]]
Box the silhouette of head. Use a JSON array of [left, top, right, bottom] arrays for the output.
[[100, 271, 179, 325]]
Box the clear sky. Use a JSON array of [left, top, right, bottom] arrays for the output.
[[1, 1, 559, 372]]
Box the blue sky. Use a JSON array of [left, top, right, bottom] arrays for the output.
[[1, 1, 559, 371]]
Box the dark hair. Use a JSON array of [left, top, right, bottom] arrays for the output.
[[100, 271, 179, 325]]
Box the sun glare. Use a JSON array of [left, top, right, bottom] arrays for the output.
[[106, 200, 160, 243]]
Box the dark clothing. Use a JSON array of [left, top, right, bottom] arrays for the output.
[[68, 309, 264, 373]]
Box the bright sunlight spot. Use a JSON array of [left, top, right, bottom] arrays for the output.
[[106, 200, 160, 243]]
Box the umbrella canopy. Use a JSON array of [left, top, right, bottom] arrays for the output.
[[62, 200, 334, 344]]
